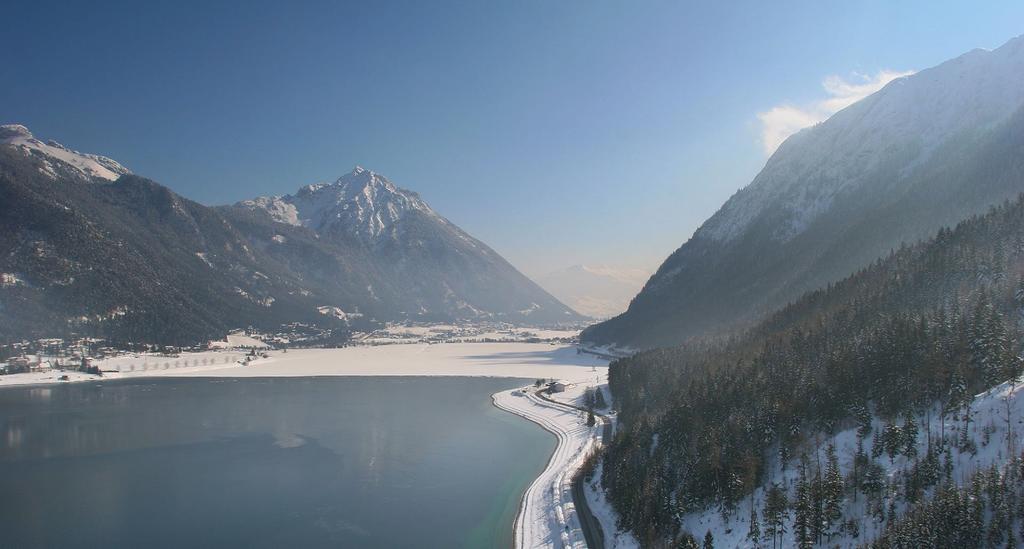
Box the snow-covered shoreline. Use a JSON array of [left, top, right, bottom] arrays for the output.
[[493, 380, 639, 549], [493, 387, 595, 548]]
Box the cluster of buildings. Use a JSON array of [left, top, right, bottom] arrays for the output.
[[0, 337, 109, 376], [0, 355, 92, 375]]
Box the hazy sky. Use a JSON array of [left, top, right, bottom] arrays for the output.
[[3, 1, 1023, 277]]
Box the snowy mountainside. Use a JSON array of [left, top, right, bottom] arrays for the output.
[[235, 167, 581, 324], [700, 35, 1024, 245], [1, 124, 130, 181], [599, 194, 1024, 546], [0, 144, 359, 345], [681, 379, 1024, 548], [585, 34, 1024, 350], [240, 167, 445, 244]]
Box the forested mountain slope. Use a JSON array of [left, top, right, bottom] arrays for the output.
[[0, 147, 356, 345], [602, 195, 1024, 546]]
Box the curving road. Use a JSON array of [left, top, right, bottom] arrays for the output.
[[494, 387, 599, 548], [535, 390, 611, 549]]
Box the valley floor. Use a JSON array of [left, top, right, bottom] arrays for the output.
[[0, 343, 604, 386]]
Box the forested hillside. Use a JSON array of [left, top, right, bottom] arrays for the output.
[[603, 195, 1024, 546], [0, 148, 355, 345]]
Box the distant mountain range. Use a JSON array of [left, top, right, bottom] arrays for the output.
[[0, 126, 579, 344], [584, 34, 1024, 350], [535, 264, 649, 319]]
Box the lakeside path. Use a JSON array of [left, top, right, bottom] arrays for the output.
[[494, 384, 604, 549]]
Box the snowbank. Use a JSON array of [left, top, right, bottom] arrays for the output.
[[583, 461, 640, 549]]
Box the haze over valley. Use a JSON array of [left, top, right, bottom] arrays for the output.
[[4, 3, 1024, 548]]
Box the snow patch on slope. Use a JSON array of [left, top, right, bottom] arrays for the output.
[[1, 124, 130, 181], [698, 34, 1024, 245]]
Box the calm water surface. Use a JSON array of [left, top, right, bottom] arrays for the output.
[[0, 377, 554, 548]]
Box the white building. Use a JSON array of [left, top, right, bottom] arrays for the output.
[[549, 380, 571, 393]]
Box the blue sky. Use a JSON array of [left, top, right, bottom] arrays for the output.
[[3, 1, 1023, 276]]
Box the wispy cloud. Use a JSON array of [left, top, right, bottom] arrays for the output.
[[757, 70, 914, 156]]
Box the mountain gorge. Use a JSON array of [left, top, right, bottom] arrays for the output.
[[0, 127, 577, 345], [536, 264, 650, 319], [584, 34, 1024, 351]]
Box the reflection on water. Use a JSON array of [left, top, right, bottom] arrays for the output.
[[28, 387, 51, 401], [0, 377, 553, 548]]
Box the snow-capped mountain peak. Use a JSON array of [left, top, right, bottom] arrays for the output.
[[0, 124, 130, 181], [232, 166, 579, 323], [239, 166, 443, 243]]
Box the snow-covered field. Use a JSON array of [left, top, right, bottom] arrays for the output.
[[208, 333, 268, 349], [0, 350, 249, 387], [171, 343, 602, 380], [0, 344, 602, 386]]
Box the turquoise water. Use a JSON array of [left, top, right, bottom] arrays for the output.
[[0, 377, 554, 548]]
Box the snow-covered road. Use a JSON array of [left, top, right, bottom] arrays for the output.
[[494, 385, 606, 549]]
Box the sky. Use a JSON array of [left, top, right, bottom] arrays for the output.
[[2, 1, 1023, 278]]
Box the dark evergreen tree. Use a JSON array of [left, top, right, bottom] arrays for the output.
[[793, 461, 813, 549], [763, 484, 789, 549], [702, 529, 714, 549], [747, 500, 760, 546], [823, 443, 843, 539]]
